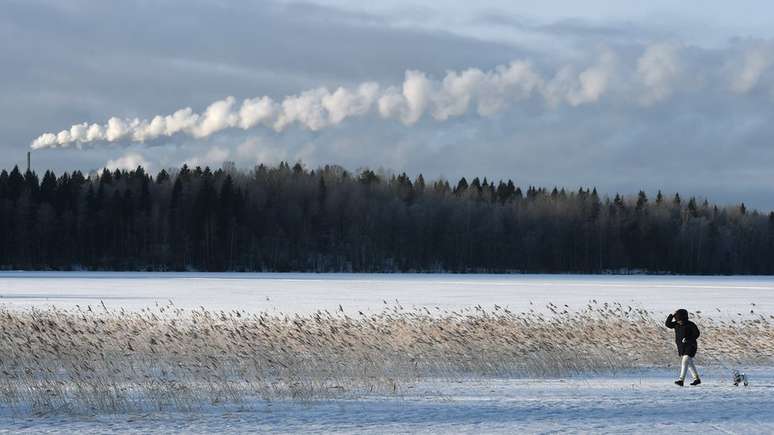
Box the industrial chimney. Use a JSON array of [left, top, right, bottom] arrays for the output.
[[27, 151, 30, 172]]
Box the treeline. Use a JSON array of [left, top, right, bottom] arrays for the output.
[[0, 162, 772, 274]]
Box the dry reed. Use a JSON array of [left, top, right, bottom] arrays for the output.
[[0, 301, 772, 414]]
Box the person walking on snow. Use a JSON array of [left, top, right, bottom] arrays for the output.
[[665, 309, 701, 386]]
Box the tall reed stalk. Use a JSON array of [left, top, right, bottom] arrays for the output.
[[1, 301, 771, 414]]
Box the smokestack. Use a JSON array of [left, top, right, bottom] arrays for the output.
[[27, 151, 30, 172]]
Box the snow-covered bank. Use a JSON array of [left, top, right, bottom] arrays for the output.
[[1, 272, 774, 316], [5, 371, 773, 434], [2, 273, 773, 433]]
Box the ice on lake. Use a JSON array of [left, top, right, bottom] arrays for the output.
[[1, 272, 773, 316], [4, 370, 773, 434]]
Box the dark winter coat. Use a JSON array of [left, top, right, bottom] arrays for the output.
[[665, 313, 700, 357]]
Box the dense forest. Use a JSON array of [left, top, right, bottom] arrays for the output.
[[0, 161, 771, 274]]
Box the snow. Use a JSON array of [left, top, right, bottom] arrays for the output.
[[1, 272, 774, 317], [2, 272, 774, 433], [4, 370, 773, 434]]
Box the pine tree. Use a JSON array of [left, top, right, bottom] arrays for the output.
[[318, 175, 327, 207], [358, 169, 378, 185], [6, 166, 23, 202], [39, 171, 57, 205], [217, 175, 236, 270], [688, 197, 698, 217], [636, 191, 648, 211], [156, 169, 170, 184], [470, 177, 481, 192], [415, 174, 426, 194], [23, 169, 39, 198], [0, 170, 8, 201], [613, 194, 625, 210], [454, 177, 468, 195]]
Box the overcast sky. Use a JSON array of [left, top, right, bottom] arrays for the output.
[[3, 1, 774, 209]]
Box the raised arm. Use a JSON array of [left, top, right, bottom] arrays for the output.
[[665, 313, 676, 329]]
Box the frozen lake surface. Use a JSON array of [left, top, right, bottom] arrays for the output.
[[1, 272, 773, 316], [5, 370, 774, 434]]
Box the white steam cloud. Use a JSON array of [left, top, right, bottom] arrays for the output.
[[104, 152, 151, 171], [30, 60, 546, 149], [729, 43, 774, 94], [31, 46, 697, 150], [637, 43, 682, 105]]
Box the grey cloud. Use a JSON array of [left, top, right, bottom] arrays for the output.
[[3, 1, 774, 211], [0, 0, 523, 163]]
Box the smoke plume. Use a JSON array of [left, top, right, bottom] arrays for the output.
[[31, 50, 669, 149]]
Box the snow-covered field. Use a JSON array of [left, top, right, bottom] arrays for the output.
[[2, 272, 774, 316], [2, 272, 774, 434]]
